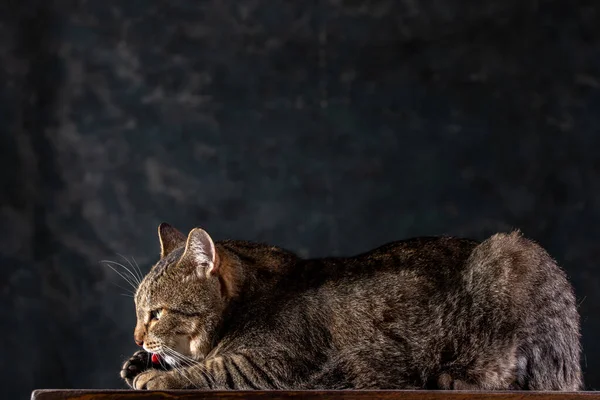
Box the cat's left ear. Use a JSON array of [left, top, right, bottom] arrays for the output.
[[180, 228, 218, 276], [158, 223, 187, 258]]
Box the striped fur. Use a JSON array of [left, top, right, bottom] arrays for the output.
[[121, 225, 582, 391]]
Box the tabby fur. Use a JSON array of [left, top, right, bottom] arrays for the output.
[[120, 224, 582, 391]]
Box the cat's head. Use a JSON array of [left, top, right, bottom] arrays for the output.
[[133, 223, 232, 364]]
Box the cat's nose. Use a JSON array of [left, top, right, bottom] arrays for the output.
[[135, 339, 143, 347]]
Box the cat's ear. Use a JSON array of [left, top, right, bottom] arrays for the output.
[[180, 228, 218, 276], [158, 223, 186, 258]]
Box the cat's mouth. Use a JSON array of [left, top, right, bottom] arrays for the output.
[[146, 340, 201, 367], [143, 349, 186, 369]]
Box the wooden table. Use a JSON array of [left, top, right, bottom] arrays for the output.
[[31, 390, 600, 400]]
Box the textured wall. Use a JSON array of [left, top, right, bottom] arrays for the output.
[[1, 0, 599, 397]]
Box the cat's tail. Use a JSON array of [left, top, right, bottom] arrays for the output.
[[467, 231, 583, 391]]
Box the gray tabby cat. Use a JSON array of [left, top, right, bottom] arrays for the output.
[[120, 223, 582, 391]]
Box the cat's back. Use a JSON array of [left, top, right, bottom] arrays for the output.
[[290, 236, 480, 290], [353, 236, 479, 273], [216, 236, 480, 305], [217, 234, 581, 391]]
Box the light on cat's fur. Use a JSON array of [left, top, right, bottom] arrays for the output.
[[121, 228, 582, 391]]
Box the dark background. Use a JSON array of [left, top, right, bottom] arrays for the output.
[[1, 0, 599, 397]]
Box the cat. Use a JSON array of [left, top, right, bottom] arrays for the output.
[[120, 223, 582, 391]]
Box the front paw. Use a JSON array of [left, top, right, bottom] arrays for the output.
[[121, 350, 151, 388], [133, 369, 182, 390]]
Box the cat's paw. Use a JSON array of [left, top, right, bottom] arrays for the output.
[[133, 369, 182, 390], [121, 350, 151, 388]]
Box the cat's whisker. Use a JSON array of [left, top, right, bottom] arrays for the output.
[[117, 253, 144, 283], [159, 348, 201, 389], [157, 351, 168, 371], [118, 254, 142, 284], [101, 260, 139, 287], [162, 346, 216, 387], [102, 266, 138, 292], [171, 351, 209, 375], [169, 350, 200, 366], [107, 258, 142, 287], [108, 259, 141, 286], [109, 281, 136, 296], [100, 260, 140, 290], [181, 354, 218, 384], [176, 365, 200, 389], [131, 256, 145, 282], [171, 361, 200, 389], [162, 347, 197, 368]]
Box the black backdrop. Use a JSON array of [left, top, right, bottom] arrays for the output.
[[1, 0, 599, 397]]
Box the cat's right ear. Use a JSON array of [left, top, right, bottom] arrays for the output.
[[180, 228, 217, 277], [158, 223, 186, 258]]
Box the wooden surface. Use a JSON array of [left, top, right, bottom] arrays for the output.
[[31, 390, 600, 400]]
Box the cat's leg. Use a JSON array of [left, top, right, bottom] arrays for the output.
[[436, 373, 481, 390], [132, 352, 298, 390], [121, 350, 171, 388], [305, 342, 424, 389], [465, 232, 582, 390], [435, 342, 519, 390], [437, 372, 512, 390], [133, 347, 421, 390], [120, 350, 153, 388], [303, 357, 354, 389]]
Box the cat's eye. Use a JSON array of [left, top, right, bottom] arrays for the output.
[[150, 309, 163, 320]]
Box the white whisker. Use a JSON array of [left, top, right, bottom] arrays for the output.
[[162, 346, 216, 387], [101, 260, 139, 288], [158, 348, 199, 388], [113, 258, 141, 286], [101, 260, 139, 291], [109, 281, 136, 296], [157, 352, 169, 372], [131, 256, 145, 282], [109, 257, 142, 286], [117, 253, 144, 283], [169, 360, 199, 388]]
